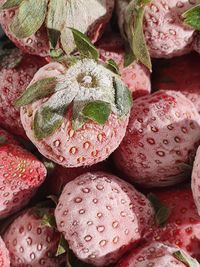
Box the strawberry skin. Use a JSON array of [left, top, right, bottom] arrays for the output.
[[0, 47, 46, 137], [146, 187, 200, 261], [113, 90, 200, 187], [0, 144, 47, 219], [117, 241, 200, 267], [192, 146, 200, 216], [152, 52, 200, 113], [0, 0, 114, 57], [117, 0, 196, 58], [0, 237, 10, 267], [97, 32, 151, 99], [3, 208, 61, 267], [55, 171, 154, 266]]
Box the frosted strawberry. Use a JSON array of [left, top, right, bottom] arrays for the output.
[[0, 45, 46, 137], [146, 187, 200, 260], [16, 31, 132, 168], [55, 171, 154, 266], [0, 236, 10, 267], [116, 0, 199, 70], [192, 146, 200, 216], [0, 0, 114, 57], [113, 90, 200, 187], [152, 52, 200, 113], [3, 207, 62, 267], [97, 31, 151, 99], [0, 144, 47, 219], [117, 241, 200, 267]]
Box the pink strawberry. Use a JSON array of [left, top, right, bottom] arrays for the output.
[[192, 146, 200, 216], [0, 0, 114, 57], [17, 57, 132, 168], [0, 46, 46, 137], [0, 236, 10, 267], [117, 241, 200, 267], [146, 187, 200, 261], [113, 90, 200, 187], [116, 0, 197, 68], [0, 144, 47, 219], [55, 171, 154, 266], [97, 31, 151, 99], [152, 52, 200, 113], [3, 207, 62, 267]]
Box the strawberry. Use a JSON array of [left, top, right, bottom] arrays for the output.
[[97, 31, 151, 99], [146, 187, 200, 261], [0, 45, 46, 137], [113, 90, 200, 187], [0, 0, 114, 57], [192, 146, 200, 216], [54, 171, 154, 266], [0, 236, 10, 267], [0, 144, 47, 219], [117, 241, 200, 267], [152, 52, 200, 113], [3, 207, 62, 267], [16, 46, 132, 168], [116, 0, 198, 70]]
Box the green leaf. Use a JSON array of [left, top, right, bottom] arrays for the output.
[[0, 136, 6, 144], [10, 0, 47, 39], [173, 251, 194, 267], [46, 0, 67, 48], [47, 195, 59, 205], [182, 4, 200, 30], [15, 77, 57, 107], [72, 102, 87, 131], [1, 0, 23, 9], [34, 86, 78, 140], [82, 101, 112, 125], [106, 59, 120, 75], [124, 46, 135, 67], [69, 28, 99, 60], [148, 193, 171, 226], [113, 77, 132, 117], [42, 213, 56, 228], [56, 236, 68, 257]]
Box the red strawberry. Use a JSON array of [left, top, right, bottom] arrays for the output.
[[192, 146, 200, 216], [0, 0, 114, 57], [55, 171, 154, 266], [0, 144, 47, 219], [3, 207, 62, 267], [152, 52, 200, 113], [113, 90, 200, 187], [117, 241, 200, 267], [146, 187, 200, 261], [0, 128, 19, 145], [0, 46, 46, 137], [0, 237, 10, 267], [17, 57, 132, 168], [97, 32, 151, 99], [116, 0, 196, 70]]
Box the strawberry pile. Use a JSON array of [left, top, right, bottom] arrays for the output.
[[0, 0, 200, 266]]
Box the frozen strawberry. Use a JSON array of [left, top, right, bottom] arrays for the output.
[[152, 52, 200, 113], [117, 241, 200, 267], [113, 90, 200, 187], [17, 53, 132, 168], [0, 46, 46, 137], [192, 146, 200, 216], [0, 236, 10, 267], [3, 207, 62, 267], [55, 171, 154, 266], [0, 0, 114, 57], [97, 31, 151, 99], [116, 0, 197, 70], [146, 187, 200, 261], [0, 144, 47, 219]]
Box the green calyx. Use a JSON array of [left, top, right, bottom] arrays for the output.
[[173, 251, 198, 267], [124, 0, 152, 71], [182, 4, 200, 30], [148, 193, 171, 226]]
